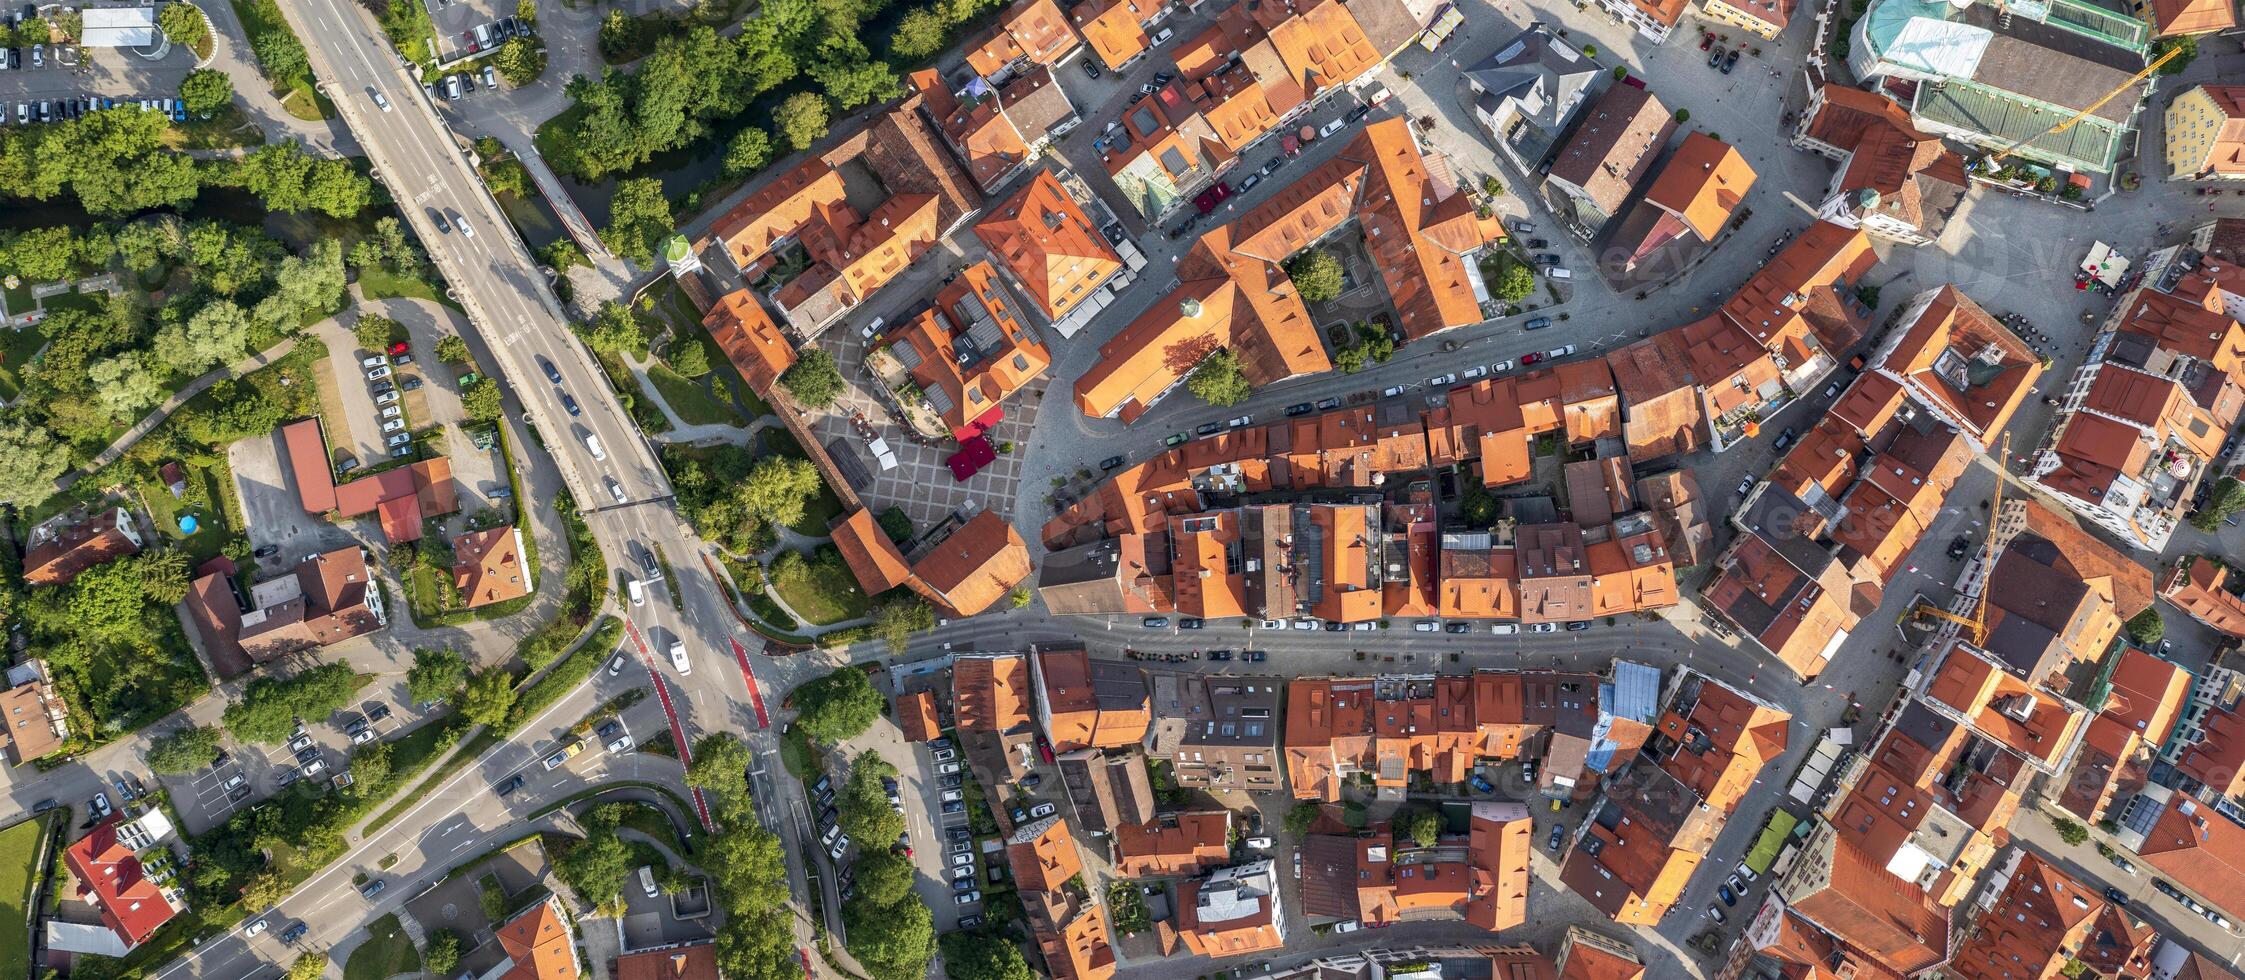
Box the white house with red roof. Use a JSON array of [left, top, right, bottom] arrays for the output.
[[47, 812, 185, 956]]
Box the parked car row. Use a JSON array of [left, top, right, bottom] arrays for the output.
[[430, 65, 500, 101], [6, 97, 189, 125], [362, 343, 418, 458], [457, 15, 532, 54]]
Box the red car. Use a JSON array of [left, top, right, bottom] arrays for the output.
[[1700, 30, 1716, 50], [1521, 351, 1546, 366], [388, 340, 410, 355]]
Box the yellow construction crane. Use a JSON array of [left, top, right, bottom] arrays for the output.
[[1910, 434, 2010, 646], [1983, 45, 2181, 168]]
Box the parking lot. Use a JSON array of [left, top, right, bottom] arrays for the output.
[[0, 33, 199, 114], [159, 688, 417, 834], [229, 430, 359, 569], [425, 0, 528, 70], [615, 875, 713, 951]]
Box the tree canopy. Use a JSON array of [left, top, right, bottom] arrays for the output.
[[739, 456, 823, 530], [147, 726, 224, 775], [779, 347, 843, 408], [1491, 259, 1536, 303], [1285, 249, 1344, 303], [940, 932, 1033, 980], [180, 69, 233, 117], [837, 752, 903, 849], [686, 734, 756, 812], [774, 92, 831, 152], [791, 667, 882, 744], [407, 648, 470, 705], [601, 177, 674, 263], [223, 662, 361, 744], [457, 668, 518, 727], [1186, 349, 1251, 407]]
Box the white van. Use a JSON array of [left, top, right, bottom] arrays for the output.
[[583, 433, 605, 460], [626, 577, 645, 606], [1546, 267, 1574, 280], [638, 866, 658, 897], [667, 639, 690, 675]]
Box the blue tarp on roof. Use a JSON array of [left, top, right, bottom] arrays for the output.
[[1586, 661, 1663, 773]]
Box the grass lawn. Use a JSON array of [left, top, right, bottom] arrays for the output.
[[0, 814, 53, 980], [597, 350, 672, 435], [163, 104, 269, 151], [768, 545, 870, 625], [0, 322, 48, 401], [646, 364, 742, 427], [358, 269, 461, 310], [39, 290, 104, 317], [758, 428, 844, 536], [779, 724, 813, 778], [139, 461, 238, 564], [342, 913, 421, 980], [644, 278, 774, 419]]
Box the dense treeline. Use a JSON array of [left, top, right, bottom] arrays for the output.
[[0, 109, 374, 218]]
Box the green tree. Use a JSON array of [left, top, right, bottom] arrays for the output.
[[601, 177, 673, 262], [354, 313, 400, 352], [844, 892, 935, 980], [1186, 348, 1251, 407], [180, 69, 233, 117], [154, 299, 253, 373], [1285, 249, 1344, 303], [90, 353, 165, 420], [1404, 807, 1441, 848], [252, 29, 309, 84], [941, 932, 1032, 980], [34, 107, 200, 216], [240, 869, 291, 909], [0, 416, 72, 508], [461, 379, 505, 422], [577, 300, 648, 356], [147, 726, 223, 775], [424, 931, 462, 976], [686, 734, 755, 810], [350, 738, 393, 788], [774, 91, 830, 151], [668, 338, 711, 377], [435, 335, 471, 364], [1492, 258, 1536, 303], [1284, 801, 1321, 835], [494, 37, 544, 85], [810, 59, 900, 109], [560, 832, 634, 904], [542, 239, 586, 272], [721, 128, 774, 178], [1008, 586, 1032, 609], [792, 667, 882, 744], [2123, 607, 2164, 647], [838, 752, 904, 849], [870, 593, 932, 654], [159, 2, 209, 51], [268, 239, 348, 323], [890, 8, 948, 60], [2151, 34, 2196, 74], [406, 648, 469, 705], [740, 456, 821, 529], [2189, 477, 2245, 530], [2051, 815, 2090, 846], [285, 946, 327, 977], [854, 849, 915, 907], [457, 668, 518, 727], [779, 347, 843, 407]]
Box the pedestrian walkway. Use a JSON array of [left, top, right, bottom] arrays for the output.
[[54, 336, 299, 492]]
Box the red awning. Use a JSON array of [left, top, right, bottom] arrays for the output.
[[953, 404, 1004, 441], [947, 436, 997, 482]]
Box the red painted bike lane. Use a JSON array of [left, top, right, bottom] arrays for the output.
[[626, 620, 715, 831], [730, 637, 769, 730]]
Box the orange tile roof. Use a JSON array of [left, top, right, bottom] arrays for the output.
[[64, 815, 180, 947], [2163, 556, 2245, 638], [1112, 812, 1233, 877], [830, 508, 913, 594], [896, 690, 941, 743], [614, 946, 719, 980], [2136, 795, 2245, 921], [1170, 510, 1249, 619], [911, 510, 1034, 616], [1642, 134, 1757, 240], [975, 170, 1126, 321], [497, 897, 578, 980], [1654, 676, 1791, 813], [1719, 220, 1878, 357], [1006, 815, 1085, 892], [1876, 285, 2041, 444], [1069, 0, 1153, 69], [955, 654, 1035, 733], [282, 418, 338, 514], [452, 526, 530, 609], [2177, 699, 2245, 797], [1177, 872, 1285, 958], [1949, 852, 2102, 980], [1461, 802, 1533, 931], [919, 78, 1033, 193], [2150, 0, 2236, 36], [21, 507, 142, 587], [1074, 118, 1490, 420], [1034, 647, 1150, 750], [2172, 86, 2245, 176], [707, 158, 850, 270], [888, 262, 1051, 439], [964, 0, 1084, 76], [704, 289, 796, 393]]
